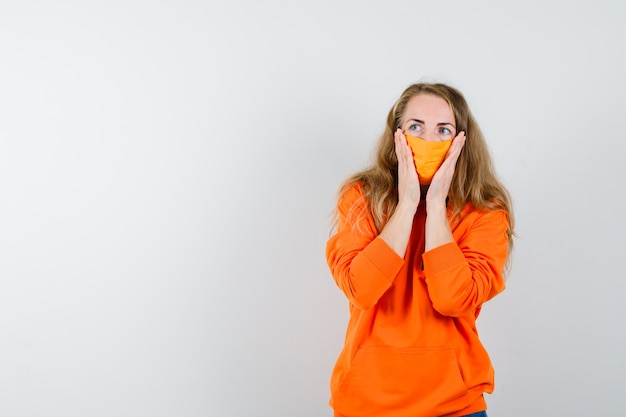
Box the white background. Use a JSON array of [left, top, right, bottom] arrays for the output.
[[1, 1, 625, 416]]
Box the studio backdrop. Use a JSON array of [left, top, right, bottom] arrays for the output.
[[1, 1, 624, 416]]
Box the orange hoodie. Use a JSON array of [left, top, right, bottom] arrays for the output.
[[326, 183, 508, 417]]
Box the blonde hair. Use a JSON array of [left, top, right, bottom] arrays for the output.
[[336, 82, 515, 259]]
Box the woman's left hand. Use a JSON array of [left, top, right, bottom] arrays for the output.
[[426, 131, 466, 206]]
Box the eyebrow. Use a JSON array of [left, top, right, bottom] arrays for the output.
[[406, 118, 456, 128]]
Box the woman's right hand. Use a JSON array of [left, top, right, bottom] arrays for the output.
[[394, 129, 420, 213], [378, 130, 420, 257]]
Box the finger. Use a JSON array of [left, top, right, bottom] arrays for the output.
[[395, 129, 408, 151], [394, 129, 403, 151], [452, 131, 466, 152], [439, 132, 466, 169], [395, 130, 410, 165], [395, 131, 419, 183], [430, 136, 464, 187], [444, 131, 466, 159]]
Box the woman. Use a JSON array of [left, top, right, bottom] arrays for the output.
[[326, 83, 514, 417]]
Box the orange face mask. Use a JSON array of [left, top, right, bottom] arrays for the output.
[[405, 133, 452, 185]]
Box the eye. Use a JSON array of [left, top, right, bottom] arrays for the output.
[[439, 127, 452, 135], [408, 124, 422, 133]]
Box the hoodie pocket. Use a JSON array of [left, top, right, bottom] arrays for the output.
[[333, 346, 469, 417]]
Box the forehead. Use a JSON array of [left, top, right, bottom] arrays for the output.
[[402, 93, 454, 123]]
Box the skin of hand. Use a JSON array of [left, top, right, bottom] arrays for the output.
[[425, 131, 466, 251], [426, 131, 466, 205], [377, 129, 421, 257], [395, 129, 421, 209]]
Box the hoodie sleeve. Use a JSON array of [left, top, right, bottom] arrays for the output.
[[422, 208, 508, 317], [325, 184, 405, 310]]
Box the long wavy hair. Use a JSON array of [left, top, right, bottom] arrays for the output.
[[335, 82, 515, 259]]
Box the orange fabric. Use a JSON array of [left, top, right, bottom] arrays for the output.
[[326, 183, 508, 417], [405, 133, 453, 185]]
